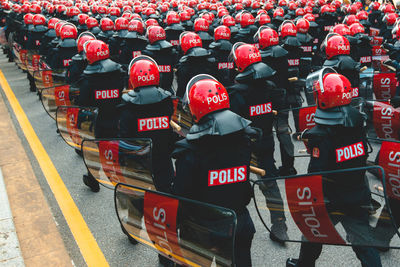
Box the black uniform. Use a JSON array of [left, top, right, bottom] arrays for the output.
[[209, 39, 235, 87], [47, 38, 77, 70], [176, 47, 217, 97], [232, 24, 258, 44], [119, 86, 175, 192], [172, 110, 255, 267], [142, 39, 178, 94], [260, 45, 296, 174], [165, 23, 185, 47], [293, 106, 382, 267], [78, 58, 124, 138], [228, 62, 289, 238], [323, 55, 361, 92]]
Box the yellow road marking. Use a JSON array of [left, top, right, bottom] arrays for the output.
[[0, 70, 109, 267]]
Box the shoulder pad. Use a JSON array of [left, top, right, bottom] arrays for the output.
[[121, 86, 171, 105], [172, 138, 194, 158], [235, 61, 276, 82], [45, 29, 56, 38], [165, 24, 185, 31], [197, 31, 213, 41], [185, 47, 210, 57], [297, 33, 313, 44], [282, 36, 301, 47], [59, 38, 77, 48], [71, 53, 84, 61], [84, 59, 122, 74]]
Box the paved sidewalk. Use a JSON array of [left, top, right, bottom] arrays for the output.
[[0, 82, 73, 266], [0, 167, 24, 266]]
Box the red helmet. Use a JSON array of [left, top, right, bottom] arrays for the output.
[[23, 13, 34, 25], [231, 43, 261, 72], [21, 4, 30, 14], [166, 11, 180, 25], [147, 26, 166, 44], [185, 74, 229, 123], [357, 10, 368, 21], [128, 19, 144, 34], [67, 6, 80, 17], [180, 10, 191, 21], [279, 21, 297, 38], [100, 18, 114, 32], [81, 4, 90, 13], [32, 14, 46, 26], [240, 12, 255, 28], [84, 40, 109, 65], [30, 4, 41, 14], [332, 24, 350, 36], [128, 55, 160, 89], [255, 27, 279, 49], [86, 17, 99, 29], [48, 18, 60, 29], [344, 14, 359, 26], [383, 13, 398, 26], [194, 18, 209, 32], [145, 18, 159, 27], [304, 13, 315, 22], [108, 6, 121, 17], [179, 32, 202, 54], [325, 35, 350, 59], [77, 32, 95, 53], [60, 24, 77, 40], [78, 14, 89, 25], [349, 23, 364, 36], [296, 18, 310, 33], [370, 2, 380, 11], [57, 5, 67, 14], [222, 15, 235, 27], [256, 13, 271, 26], [115, 17, 129, 31], [348, 4, 359, 14], [55, 21, 66, 37], [383, 3, 395, 13], [317, 73, 353, 109], [214, 26, 231, 41], [295, 8, 305, 17]]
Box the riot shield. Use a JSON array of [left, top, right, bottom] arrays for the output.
[[33, 68, 68, 91], [372, 72, 398, 100], [82, 138, 154, 189], [171, 97, 193, 137], [115, 183, 236, 267], [359, 67, 374, 99], [56, 106, 96, 149], [253, 166, 400, 249], [41, 85, 79, 119], [0, 26, 7, 47], [365, 100, 400, 141], [13, 43, 27, 71], [26, 51, 41, 76], [305, 67, 337, 106]]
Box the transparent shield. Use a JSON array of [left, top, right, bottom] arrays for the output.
[[115, 184, 236, 267], [56, 106, 96, 149], [253, 166, 400, 248], [305, 67, 337, 105], [359, 67, 374, 99], [82, 138, 154, 190], [171, 97, 193, 137], [365, 100, 400, 141], [40, 85, 79, 120], [33, 69, 68, 91]]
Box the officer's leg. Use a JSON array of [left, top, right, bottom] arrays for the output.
[[374, 198, 400, 250], [274, 109, 296, 175], [339, 208, 382, 267], [235, 209, 255, 267], [287, 242, 323, 267], [256, 135, 288, 243], [27, 72, 36, 92]]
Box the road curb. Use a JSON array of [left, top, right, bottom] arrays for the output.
[[0, 167, 25, 266]]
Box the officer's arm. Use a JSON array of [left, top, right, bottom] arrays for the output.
[[307, 136, 331, 173], [171, 151, 197, 199]]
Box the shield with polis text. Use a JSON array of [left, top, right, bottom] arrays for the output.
[[33, 68, 68, 91], [56, 106, 96, 149], [82, 138, 154, 189], [364, 100, 400, 141], [115, 183, 236, 266], [40, 85, 79, 119], [253, 166, 400, 248]]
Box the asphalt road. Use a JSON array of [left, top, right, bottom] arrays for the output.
[[0, 53, 399, 267]]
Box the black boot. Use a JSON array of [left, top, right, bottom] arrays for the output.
[[286, 258, 299, 267], [82, 173, 100, 192]]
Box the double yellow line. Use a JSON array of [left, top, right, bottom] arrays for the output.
[[0, 70, 109, 267]]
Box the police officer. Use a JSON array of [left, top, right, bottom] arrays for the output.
[[172, 74, 255, 266], [228, 43, 289, 243], [209, 25, 235, 87], [78, 40, 124, 192], [256, 27, 297, 176], [65, 32, 95, 87], [142, 26, 178, 94], [287, 72, 382, 267], [232, 11, 257, 44], [47, 23, 78, 70], [175, 32, 216, 97], [119, 55, 174, 193]]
